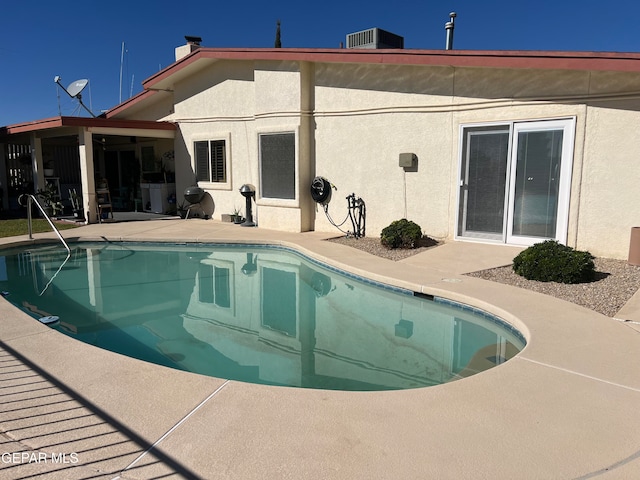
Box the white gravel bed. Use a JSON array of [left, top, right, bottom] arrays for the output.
[[328, 236, 439, 261], [466, 258, 640, 317], [327, 236, 640, 318]]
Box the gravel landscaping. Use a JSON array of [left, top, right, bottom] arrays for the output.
[[466, 258, 640, 317], [328, 236, 640, 318], [328, 235, 439, 261]]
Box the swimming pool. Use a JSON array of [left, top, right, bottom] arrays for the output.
[[0, 242, 525, 391]]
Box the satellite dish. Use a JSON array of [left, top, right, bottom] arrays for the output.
[[66, 79, 88, 98], [54, 75, 96, 117]]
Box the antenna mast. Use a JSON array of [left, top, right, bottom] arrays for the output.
[[119, 41, 125, 103], [56, 82, 61, 115]]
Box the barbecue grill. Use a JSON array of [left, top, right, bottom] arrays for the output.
[[183, 186, 205, 219]]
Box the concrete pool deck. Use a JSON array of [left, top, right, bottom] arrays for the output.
[[1, 217, 639, 479]]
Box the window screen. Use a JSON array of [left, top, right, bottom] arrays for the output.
[[260, 133, 295, 199]]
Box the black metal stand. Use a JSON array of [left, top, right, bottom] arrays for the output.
[[240, 184, 256, 227]]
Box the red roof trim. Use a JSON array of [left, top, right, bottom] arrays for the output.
[[142, 47, 640, 90], [104, 89, 159, 118], [1, 116, 175, 136]]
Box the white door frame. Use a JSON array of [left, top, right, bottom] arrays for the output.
[[457, 118, 576, 246], [505, 118, 575, 246], [459, 127, 512, 241]]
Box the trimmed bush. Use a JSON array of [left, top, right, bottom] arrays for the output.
[[381, 219, 422, 249], [512, 240, 596, 284]]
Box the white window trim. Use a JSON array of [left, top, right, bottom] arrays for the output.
[[191, 132, 232, 191], [257, 127, 299, 208]]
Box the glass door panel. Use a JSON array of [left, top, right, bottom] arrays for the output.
[[459, 128, 510, 239], [507, 119, 575, 245], [511, 130, 562, 237]]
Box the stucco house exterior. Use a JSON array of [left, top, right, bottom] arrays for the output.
[[2, 37, 640, 259]]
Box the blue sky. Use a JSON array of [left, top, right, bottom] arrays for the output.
[[1, 0, 638, 127]]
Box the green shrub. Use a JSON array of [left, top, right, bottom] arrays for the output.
[[380, 219, 423, 249], [512, 240, 596, 284]]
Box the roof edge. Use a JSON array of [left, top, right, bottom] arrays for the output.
[[1, 116, 175, 137], [104, 89, 159, 119], [136, 46, 640, 100]]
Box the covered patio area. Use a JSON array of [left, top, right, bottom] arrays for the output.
[[0, 116, 175, 223]]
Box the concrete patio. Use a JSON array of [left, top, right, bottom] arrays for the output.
[[1, 218, 639, 479]]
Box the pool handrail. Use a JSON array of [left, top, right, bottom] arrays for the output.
[[20, 193, 71, 255], [20, 193, 72, 296]]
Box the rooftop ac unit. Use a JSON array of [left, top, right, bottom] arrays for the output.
[[346, 28, 404, 49]]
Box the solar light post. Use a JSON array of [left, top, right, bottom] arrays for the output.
[[239, 184, 256, 227]]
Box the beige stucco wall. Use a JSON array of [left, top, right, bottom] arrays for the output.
[[121, 92, 175, 122], [165, 57, 640, 259], [312, 64, 593, 242], [577, 99, 640, 258], [311, 63, 455, 239], [172, 60, 313, 228], [172, 61, 256, 218]]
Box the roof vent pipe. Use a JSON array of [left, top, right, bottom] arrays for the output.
[[445, 12, 456, 50], [185, 36, 202, 46]]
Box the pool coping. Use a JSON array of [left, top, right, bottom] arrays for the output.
[[1, 219, 639, 479]]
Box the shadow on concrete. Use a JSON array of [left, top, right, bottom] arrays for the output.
[[0, 341, 203, 479]]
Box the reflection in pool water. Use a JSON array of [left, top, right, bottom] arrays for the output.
[[0, 243, 525, 391]]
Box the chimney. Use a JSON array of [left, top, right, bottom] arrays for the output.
[[175, 35, 202, 61], [445, 12, 456, 50]]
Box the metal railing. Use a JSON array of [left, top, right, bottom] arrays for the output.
[[20, 193, 71, 254], [19, 194, 72, 296]]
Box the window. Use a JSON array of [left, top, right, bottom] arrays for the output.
[[259, 133, 295, 199], [195, 140, 226, 183]]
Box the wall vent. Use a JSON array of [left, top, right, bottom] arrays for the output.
[[346, 28, 404, 49]]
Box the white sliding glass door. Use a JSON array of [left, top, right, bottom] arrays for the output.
[[458, 118, 575, 246]]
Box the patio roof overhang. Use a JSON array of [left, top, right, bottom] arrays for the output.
[[0, 116, 176, 224], [0, 116, 176, 141]]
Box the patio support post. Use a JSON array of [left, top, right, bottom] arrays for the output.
[[0, 143, 8, 211], [30, 134, 44, 192], [78, 128, 96, 223], [299, 61, 315, 231]]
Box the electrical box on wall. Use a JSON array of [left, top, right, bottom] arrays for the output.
[[399, 153, 417, 168]]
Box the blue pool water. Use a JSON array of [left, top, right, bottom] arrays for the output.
[[0, 242, 525, 391]]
